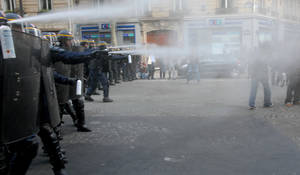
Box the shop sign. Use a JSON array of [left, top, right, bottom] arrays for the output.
[[101, 24, 110, 30]]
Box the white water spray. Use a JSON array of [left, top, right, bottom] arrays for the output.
[[9, 3, 136, 24]]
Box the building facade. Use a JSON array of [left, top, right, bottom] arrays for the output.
[[182, 0, 300, 56], [0, 0, 300, 51]]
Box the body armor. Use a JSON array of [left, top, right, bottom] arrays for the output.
[[0, 31, 41, 144], [54, 57, 71, 104]]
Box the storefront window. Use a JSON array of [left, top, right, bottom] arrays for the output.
[[188, 28, 241, 56], [118, 30, 135, 45], [258, 30, 272, 43], [211, 30, 240, 55], [220, 0, 234, 8], [82, 32, 111, 45], [99, 32, 111, 44]]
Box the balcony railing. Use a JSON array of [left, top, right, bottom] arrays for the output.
[[215, 8, 238, 15]]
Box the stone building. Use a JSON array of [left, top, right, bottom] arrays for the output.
[[0, 0, 300, 52]]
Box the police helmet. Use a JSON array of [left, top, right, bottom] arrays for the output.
[[80, 40, 89, 47], [6, 13, 23, 32], [25, 23, 36, 35], [6, 13, 22, 21], [0, 11, 7, 25], [57, 30, 73, 41]]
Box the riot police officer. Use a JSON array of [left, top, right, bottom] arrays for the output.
[[85, 45, 127, 102], [40, 35, 101, 175], [69, 39, 92, 132], [54, 30, 73, 120]]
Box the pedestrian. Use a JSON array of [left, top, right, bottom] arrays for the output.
[[186, 58, 200, 84], [148, 55, 156, 80], [248, 43, 273, 110], [159, 59, 166, 79]]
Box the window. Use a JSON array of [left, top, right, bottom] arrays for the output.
[[40, 0, 52, 10], [272, 0, 278, 10], [257, 0, 265, 8], [93, 0, 104, 7], [74, 0, 80, 6], [118, 30, 135, 45], [173, 0, 183, 11], [220, 0, 234, 8], [123, 31, 135, 45], [140, 0, 151, 15], [5, 0, 16, 11]]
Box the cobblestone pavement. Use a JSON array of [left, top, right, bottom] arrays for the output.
[[28, 79, 300, 175]]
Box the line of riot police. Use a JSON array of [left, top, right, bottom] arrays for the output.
[[82, 41, 139, 102], [0, 12, 110, 175]]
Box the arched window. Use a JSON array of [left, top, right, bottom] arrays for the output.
[[4, 0, 16, 11], [220, 0, 234, 8]]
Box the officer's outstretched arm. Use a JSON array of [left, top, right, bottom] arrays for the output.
[[109, 54, 128, 60], [50, 46, 99, 64]]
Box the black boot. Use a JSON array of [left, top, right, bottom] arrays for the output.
[[73, 99, 92, 132], [9, 136, 39, 175], [53, 126, 63, 141], [64, 102, 78, 126], [39, 124, 68, 175], [53, 168, 68, 175], [84, 95, 94, 102], [77, 125, 92, 132], [103, 97, 113, 103], [0, 145, 7, 175]]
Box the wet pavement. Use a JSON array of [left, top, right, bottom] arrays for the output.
[[29, 79, 300, 175]]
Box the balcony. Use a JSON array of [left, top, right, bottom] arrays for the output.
[[215, 8, 238, 15]]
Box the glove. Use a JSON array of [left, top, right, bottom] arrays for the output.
[[68, 78, 77, 86], [90, 50, 109, 58], [50, 46, 65, 55]]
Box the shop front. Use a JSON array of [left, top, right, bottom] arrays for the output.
[[80, 23, 112, 44], [184, 17, 249, 57], [116, 23, 142, 45], [184, 16, 280, 57]]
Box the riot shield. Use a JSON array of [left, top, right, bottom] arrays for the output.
[[0, 31, 41, 144], [40, 40, 61, 127]]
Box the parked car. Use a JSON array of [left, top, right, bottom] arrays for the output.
[[178, 55, 243, 78]]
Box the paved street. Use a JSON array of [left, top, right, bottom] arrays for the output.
[[29, 79, 300, 175]]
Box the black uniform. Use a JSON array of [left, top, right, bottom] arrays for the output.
[[69, 46, 91, 131], [39, 43, 98, 175]]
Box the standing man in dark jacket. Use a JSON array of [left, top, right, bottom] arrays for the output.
[[248, 43, 272, 110]]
